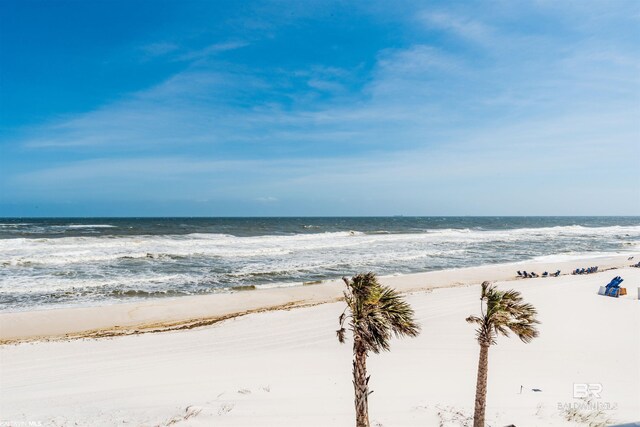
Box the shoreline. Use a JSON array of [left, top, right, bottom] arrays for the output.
[[1, 252, 637, 344]]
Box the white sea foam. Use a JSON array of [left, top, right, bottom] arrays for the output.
[[253, 281, 304, 290], [1, 225, 639, 268], [1, 224, 639, 310], [64, 224, 117, 229], [0, 273, 197, 294], [526, 251, 631, 263]]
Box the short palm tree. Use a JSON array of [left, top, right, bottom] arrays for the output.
[[466, 281, 540, 427], [337, 272, 420, 427]]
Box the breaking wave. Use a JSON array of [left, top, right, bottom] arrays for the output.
[[1, 220, 638, 311]]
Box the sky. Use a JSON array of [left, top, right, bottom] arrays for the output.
[[0, 0, 639, 217]]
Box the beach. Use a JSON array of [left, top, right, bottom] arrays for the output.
[[3, 0, 639, 424], [1, 253, 638, 426]]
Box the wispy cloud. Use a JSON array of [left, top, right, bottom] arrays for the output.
[[139, 42, 180, 58], [419, 11, 495, 45], [177, 41, 248, 61], [3, 0, 639, 214]]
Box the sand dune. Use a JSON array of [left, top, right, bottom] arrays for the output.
[[1, 257, 639, 426]]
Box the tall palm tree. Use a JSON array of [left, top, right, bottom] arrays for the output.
[[337, 272, 420, 427], [466, 281, 540, 427]]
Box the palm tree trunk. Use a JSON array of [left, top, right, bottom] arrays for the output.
[[353, 339, 370, 427], [473, 344, 490, 427]]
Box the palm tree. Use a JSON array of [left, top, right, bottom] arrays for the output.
[[337, 272, 420, 427], [466, 281, 540, 427]]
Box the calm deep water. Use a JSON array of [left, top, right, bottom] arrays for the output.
[[1, 217, 639, 311]]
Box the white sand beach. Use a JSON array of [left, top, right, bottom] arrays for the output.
[[1, 254, 639, 426], [3, 1, 639, 425]]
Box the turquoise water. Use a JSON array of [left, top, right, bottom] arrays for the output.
[[1, 217, 639, 311]]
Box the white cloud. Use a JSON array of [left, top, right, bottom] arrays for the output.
[[177, 41, 248, 61], [419, 11, 495, 45]]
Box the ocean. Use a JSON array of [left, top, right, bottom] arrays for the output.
[[1, 217, 639, 312]]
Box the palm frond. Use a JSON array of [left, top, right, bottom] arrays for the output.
[[467, 281, 540, 346], [378, 286, 420, 338], [466, 315, 482, 324], [338, 273, 420, 353]]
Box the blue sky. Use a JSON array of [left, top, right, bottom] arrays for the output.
[[1, 0, 638, 216]]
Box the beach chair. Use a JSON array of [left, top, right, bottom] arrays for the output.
[[606, 288, 620, 297], [604, 276, 624, 297], [605, 276, 622, 287], [542, 272, 548, 277], [554, 270, 561, 277], [517, 271, 523, 277]]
